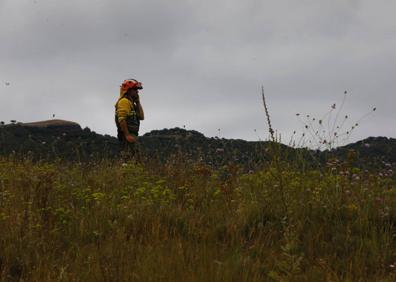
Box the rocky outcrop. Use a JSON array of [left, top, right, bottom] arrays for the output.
[[21, 119, 81, 130]]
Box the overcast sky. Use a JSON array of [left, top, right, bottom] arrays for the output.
[[1, 0, 395, 146]]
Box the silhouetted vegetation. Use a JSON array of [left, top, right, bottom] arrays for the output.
[[0, 121, 395, 173]]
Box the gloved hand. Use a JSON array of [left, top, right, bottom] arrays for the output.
[[134, 93, 140, 104], [125, 134, 136, 143]]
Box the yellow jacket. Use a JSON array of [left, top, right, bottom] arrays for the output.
[[115, 94, 140, 137], [115, 97, 134, 123]]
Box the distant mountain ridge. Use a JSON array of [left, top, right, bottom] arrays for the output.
[[0, 119, 395, 170]]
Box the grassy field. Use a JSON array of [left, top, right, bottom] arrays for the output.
[[0, 151, 395, 281]]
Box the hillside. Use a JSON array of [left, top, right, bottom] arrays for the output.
[[0, 119, 395, 170], [0, 120, 118, 161]]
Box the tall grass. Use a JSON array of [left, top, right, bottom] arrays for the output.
[[0, 89, 393, 281], [0, 150, 395, 281]]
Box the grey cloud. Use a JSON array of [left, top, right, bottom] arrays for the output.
[[0, 0, 395, 145]]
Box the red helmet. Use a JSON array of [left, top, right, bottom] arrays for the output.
[[120, 79, 143, 93]]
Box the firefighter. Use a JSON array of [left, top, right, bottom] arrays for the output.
[[115, 78, 145, 159]]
